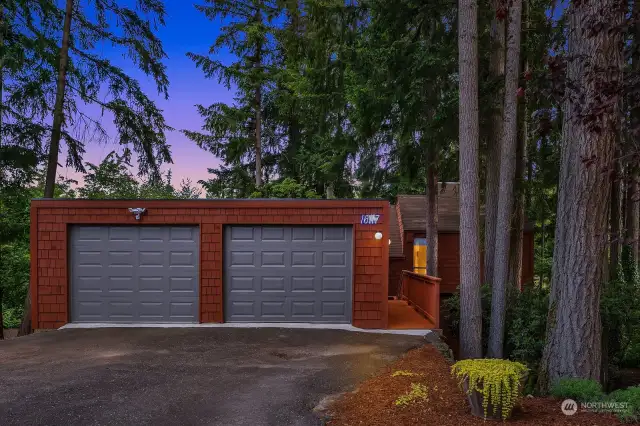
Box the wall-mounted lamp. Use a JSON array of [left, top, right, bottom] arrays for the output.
[[374, 231, 383, 240], [128, 208, 146, 220], [389, 239, 392, 245]]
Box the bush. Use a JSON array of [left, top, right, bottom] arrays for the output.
[[608, 386, 640, 423], [602, 247, 640, 370], [2, 306, 23, 329], [550, 378, 604, 402], [505, 284, 549, 375], [443, 282, 549, 373], [442, 283, 492, 351]]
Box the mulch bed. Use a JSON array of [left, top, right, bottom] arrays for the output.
[[327, 345, 622, 426]]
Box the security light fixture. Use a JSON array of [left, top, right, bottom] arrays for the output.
[[128, 208, 146, 220], [374, 231, 383, 240]]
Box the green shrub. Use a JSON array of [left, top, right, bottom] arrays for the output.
[[2, 306, 23, 329], [602, 248, 640, 370], [550, 378, 604, 402], [442, 283, 492, 351], [608, 386, 640, 423], [443, 282, 548, 376], [621, 340, 640, 368], [505, 284, 549, 368]]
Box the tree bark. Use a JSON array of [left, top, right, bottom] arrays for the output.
[[625, 174, 639, 263], [43, 0, 74, 198], [326, 183, 335, 199], [488, 0, 523, 359], [254, 37, 263, 188], [610, 159, 622, 276], [0, 6, 4, 147], [458, 0, 483, 360], [16, 289, 31, 337], [426, 145, 439, 277], [483, 0, 506, 287], [0, 287, 4, 340], [538, 0, 622, 392], [627, 2, 640, 264], [508, 94, 527, 290]]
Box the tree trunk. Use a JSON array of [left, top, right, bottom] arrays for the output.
[[508, 95, 527, 290], [458, 0, 483, 360], [0, 6, 4, 147], [625, 174, 639, 263], [426, 145, 439, 277], [627, 3, 640, 264], [483, 0, 506, 287], [0, 287, 4, 340], [538, 0, 622, 392], [252, 4, 263, 188], [254, 70, 262, 187], [21, 0, 74, 336], [43, 0, 74, 198], [16, 289, 31, 337], [326, 183, 335, 199], [488, 0, 523, 359], [610, 159, 622, 276]]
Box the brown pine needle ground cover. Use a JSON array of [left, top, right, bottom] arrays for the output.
[[327, 344, 622, 426]]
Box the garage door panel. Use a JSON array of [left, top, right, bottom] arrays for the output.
[[229, 276, 256, 292], [169, 226, 197, 242], [321, 301, 347, 317], [291, 227, 317, 241], [321, 276, 347, 292], [291, 276, 315, 292], [71, 226, 199, 323], [260, 276, 286, 292], [322, 251, 346, 266], [229, 251, 255, 267], [230, 226, 256, 241], [322, 227, 347, 241], [261, 251, 286, 267], [261, 227, 286, 241], [224, 225, 352, 323], [291, 251, 316, 266]]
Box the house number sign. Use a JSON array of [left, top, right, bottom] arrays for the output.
[[361, 214, 381, 225]]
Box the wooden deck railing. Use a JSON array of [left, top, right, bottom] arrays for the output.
[[400, 271, 441, 329]]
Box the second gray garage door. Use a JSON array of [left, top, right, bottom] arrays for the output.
[[224, 226, 353, 323], [70, 226, 199, 323]]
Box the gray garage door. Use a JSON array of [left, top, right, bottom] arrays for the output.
[[224, 226, 353, 323], [70, 226, 199, 323]]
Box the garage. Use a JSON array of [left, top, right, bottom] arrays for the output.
[[224, 225, 353, 323], [31, 199, 388, 330], [70, 225, 199, 323]]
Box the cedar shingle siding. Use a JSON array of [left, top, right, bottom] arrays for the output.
[[31, 199, 390, 330]]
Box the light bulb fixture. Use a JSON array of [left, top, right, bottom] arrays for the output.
[[374, 232, 383, 240], [128, 207, 146, 220], [389, 239, 392, 245]]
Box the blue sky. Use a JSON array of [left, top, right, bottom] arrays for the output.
[[62, 1, 235, 187]]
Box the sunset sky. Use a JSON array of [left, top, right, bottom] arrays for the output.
[[62, 2, 235, 188]]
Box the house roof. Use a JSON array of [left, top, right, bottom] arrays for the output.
[[389, 207, 404, 258], [396, 182, 534, 232]]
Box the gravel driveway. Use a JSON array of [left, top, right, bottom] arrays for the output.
[[0, 328, 425, 426]]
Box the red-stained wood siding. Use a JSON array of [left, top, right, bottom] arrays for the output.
[[31, 199, 390, 330]]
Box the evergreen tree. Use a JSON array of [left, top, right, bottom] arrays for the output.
[[40, 0, 173, 198], [186, 0, 279, 189]]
